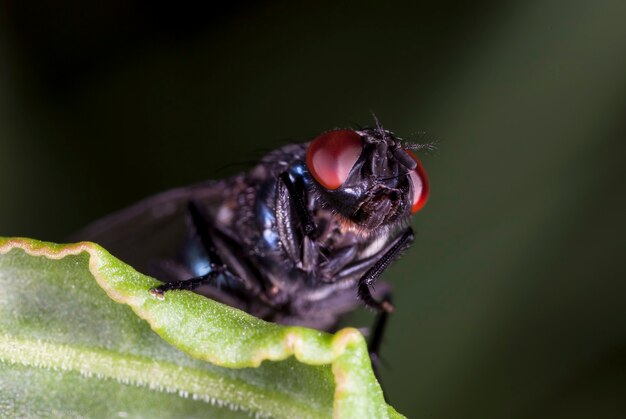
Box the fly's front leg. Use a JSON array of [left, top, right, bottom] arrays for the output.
[[357, 228, 414, 312], [149, 201, 246, 299], [357, 228, 413, 384], [279, 171, 317, 238]]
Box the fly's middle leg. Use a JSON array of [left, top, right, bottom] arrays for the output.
[[368, 290, 393, 387], [149, 201, 248, 298], [149, 269, 226, 299]]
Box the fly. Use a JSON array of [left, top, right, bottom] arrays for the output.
[[74, 123, 430, 364]]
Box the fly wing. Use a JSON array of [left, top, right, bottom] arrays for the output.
[[71, 180, 224, 276]]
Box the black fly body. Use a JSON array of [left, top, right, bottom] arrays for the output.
[[75, 125, 430, 362]]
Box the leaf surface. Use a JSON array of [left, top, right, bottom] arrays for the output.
[[0, 237, 402, 418]]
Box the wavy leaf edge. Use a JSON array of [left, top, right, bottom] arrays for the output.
[[0, 237, 403, 418]]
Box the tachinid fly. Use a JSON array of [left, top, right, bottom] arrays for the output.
[[75, 125, 430, 359]]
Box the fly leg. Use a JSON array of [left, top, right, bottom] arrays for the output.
[[149, 269, 228, 299], [357, 228, 414, 380], [368, 291, 392, 358], [149, 201, 248, 298], [280, 171, 316, 238], [368, 290, 392, 384], [357, 228, 414, 312]]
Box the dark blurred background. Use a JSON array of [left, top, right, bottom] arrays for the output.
[[1, 1, 625, 417]]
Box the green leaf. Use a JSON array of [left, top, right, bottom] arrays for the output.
[[0, 237, 403, 418]]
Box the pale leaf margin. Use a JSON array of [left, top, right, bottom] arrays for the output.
[[0, 237, 404, 418]]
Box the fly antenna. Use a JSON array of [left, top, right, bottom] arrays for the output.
[[403, 132, 439, 154], [403, 141, 439, 152]]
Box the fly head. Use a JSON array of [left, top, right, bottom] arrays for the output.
[[305, 127, 429, 231]]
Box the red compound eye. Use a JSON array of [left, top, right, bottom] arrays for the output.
[[406, 150, 430, 213], [306, 130, 363, 190]]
